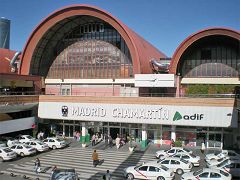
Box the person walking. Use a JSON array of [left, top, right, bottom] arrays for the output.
[[109, 135, 113, 148], [105, 170, 112, 180], [92, 134, 96, 146], [34, 158, 41, 174], [92, 150, 99, 167]]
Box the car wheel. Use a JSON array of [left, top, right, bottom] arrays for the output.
[[176, 168, 184, 175], [157, 176, 165, 180], [20, 152, 25, 157], [0, 157, 3, 162], [126, 173, 134, 180], [52, 145, 57, 150]]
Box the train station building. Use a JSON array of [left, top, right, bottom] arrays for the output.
[[1, 5, 240, 149]]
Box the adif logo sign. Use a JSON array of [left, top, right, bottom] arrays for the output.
[[173, 111, 203, 121]]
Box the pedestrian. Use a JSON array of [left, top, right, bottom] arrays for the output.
[[92, 134, 96, 146], [115, 136, 121, 149], [109, 135, 113, 148], [51, 165, 57, 174], [34, 158, 41, 174], [201, 141, 206, 154], [92, 150, 99, 167], [104, 134, 108, 144], [105, 170, 112, 180], [171, 139, 175, 148]]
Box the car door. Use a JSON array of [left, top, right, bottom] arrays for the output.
[[48, 139, 55, 147], [135, 165, 149, 179], [170, 159, 181, 170], [147, 166, 161, 179], [160, 160, 170, 169], [30, 142, 37, 149], [209, 172, 222, 180], [16, 145, 23, 154]]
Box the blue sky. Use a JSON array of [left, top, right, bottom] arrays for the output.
[[0, 0, 239, 57]]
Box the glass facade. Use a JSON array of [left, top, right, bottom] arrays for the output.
[[46, 20, 133, 79], [178, 35, 240, 78]]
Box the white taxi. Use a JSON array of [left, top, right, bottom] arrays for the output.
[[124, 162, 174, 180], [155, 147, 192, 159], [154, 157, 193, 175], [181, 168, 232, 180], [0, 147, 17, 162], [10, 144, 36, 156], [171, 152, 200, 167], [43, 137, 67, 149], [17, 135, 35, 143], [212, 160, 240, 178], [25, 140, 49, 152], [206, 156, 230, 167], [205, 150, 240, 161]]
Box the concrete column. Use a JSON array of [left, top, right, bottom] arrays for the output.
[[81, 122, 89, 143], [141, 124, 147, 149], [176, 75, 181, 97], [171, 125, 176, 141]]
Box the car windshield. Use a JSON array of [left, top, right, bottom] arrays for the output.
[[160, 165, 169, 171], [26, 135, 33, 139], [51, 169, 77, 180], [190, 154, 196, 158], [37, 141, 45, 145], [217, 158, 225, 162], [193, 169, 203, 176], [214, 152, 221, 156], [3, 148, 12, 153], [183, 148, 190, 153], [24, 145, 32, 149], [180, 159, 188, 164], [134, 165, 141, 170], [217, 159, 229, 167], [56, 139, 62, 142]]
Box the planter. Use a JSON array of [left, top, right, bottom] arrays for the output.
[[129, 147, 134, 152], [82, 143, 87, 148]]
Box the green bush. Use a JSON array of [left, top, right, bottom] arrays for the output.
[[186, 84, 237, 95], [174, 140, 183, 147]]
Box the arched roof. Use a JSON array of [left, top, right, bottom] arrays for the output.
[[169, 28, 240, 74], [20, 4, 166, 76]]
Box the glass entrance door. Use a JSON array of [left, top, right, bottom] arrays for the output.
[[65, 125, 74, 137], [209, 133, 222, 148]]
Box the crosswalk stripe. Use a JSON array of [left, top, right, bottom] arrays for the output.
[[1, 146, 155, 180]]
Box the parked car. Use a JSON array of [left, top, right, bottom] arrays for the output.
[[124, 162, 174, 180], [206, 156, 230, 167], [10, 144, 36, 157], [50, 168, 79, 180], [211, 159, 240, 177], [155, 147, 193, 159], [181, 168, 232, 180], [0, 147, 17, 162], [25, 140, 49, 152], [222, 160, 240, 178], [0, 141, 6, 148], [5, 137, 19, 147], [153, 157, 193, 175], [205, 150, 240, 161], [171, 152, 200, 167], [43, 137, 67, 149], [17, 135, 35, 143]]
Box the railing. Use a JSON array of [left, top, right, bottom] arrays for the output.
[[45, 91, 239, 98], [0, 91, 42, 96], [0, 95, 39, 105]]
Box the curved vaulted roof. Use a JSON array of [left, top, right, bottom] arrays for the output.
[[20, 4, 166, 76], [169, 28, 240, 74]]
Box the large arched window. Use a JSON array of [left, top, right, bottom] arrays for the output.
[[30, 16, 133, 79], [178, 35, 240, 78]]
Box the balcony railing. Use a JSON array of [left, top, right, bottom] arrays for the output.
[[45, 91, 239, 98]]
